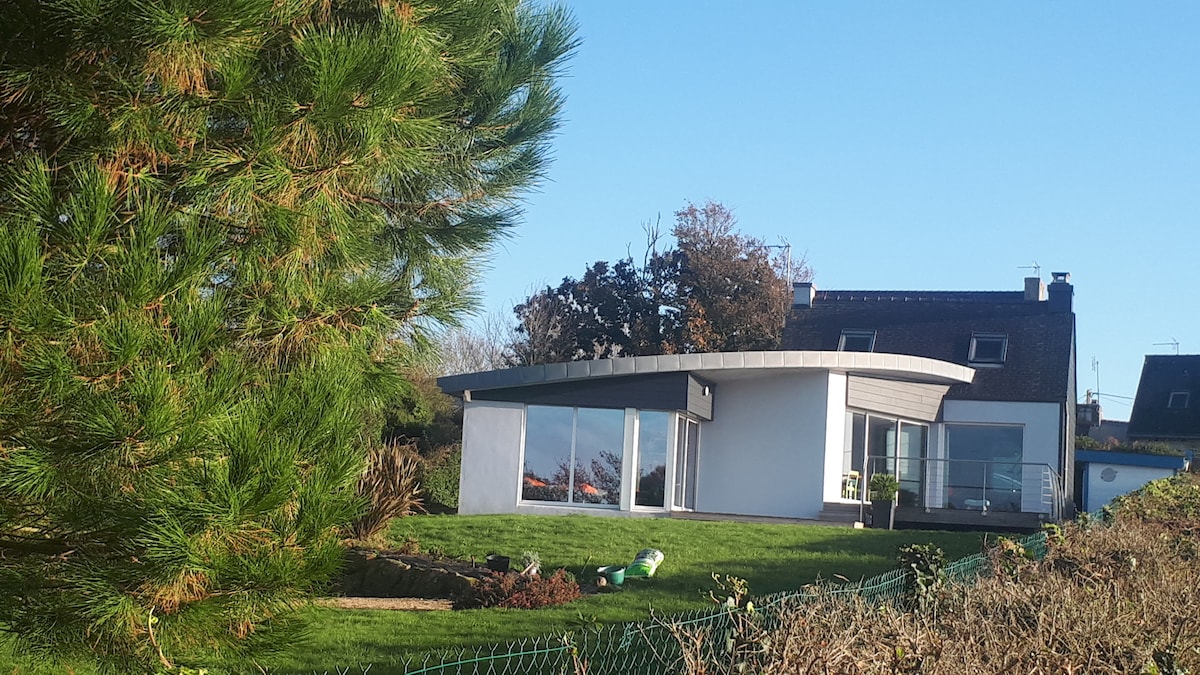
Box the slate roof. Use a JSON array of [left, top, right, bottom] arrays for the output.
[[1128, 355, 1200, 441], [783, 289, 1075, 403]]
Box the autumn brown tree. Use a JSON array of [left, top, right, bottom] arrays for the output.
[[511, 201, 811, 363]]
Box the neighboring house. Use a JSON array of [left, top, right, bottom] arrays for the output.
[[1076, 449, 1191, 513], [1073, 356, 1198, 513], [1083, 419, 1129, 446], [1127, 355, 1200, 450], [438, 274, 1077, 530]]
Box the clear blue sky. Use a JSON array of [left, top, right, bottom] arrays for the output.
[[478, 2, 1200, 421]]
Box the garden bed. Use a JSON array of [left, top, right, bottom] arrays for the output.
[[336, 547, 493, 601], [334, 547, 597, 611]]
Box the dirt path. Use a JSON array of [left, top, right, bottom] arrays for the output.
[[317, 597, 454, 611]]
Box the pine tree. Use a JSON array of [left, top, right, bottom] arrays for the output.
[[0, 0, 575, 670]]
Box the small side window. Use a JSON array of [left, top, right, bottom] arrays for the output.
[[1168, 391, 1190, 409], [838, 329, 876, 352], [969, 332, 1008, 365]]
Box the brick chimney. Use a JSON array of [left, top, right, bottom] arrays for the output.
[[1047, 272, 1072, 313], [793, 281, 815, 307]]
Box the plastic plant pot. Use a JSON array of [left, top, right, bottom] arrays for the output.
[[485, 554, 510, 573], [597, 565, 625, 586]]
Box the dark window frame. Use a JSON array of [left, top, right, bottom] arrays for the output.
[[520, 404, 624, 508], [838, 329, 877, 352], [968, 332, 1008, 365], [1168, 391, 1190, 409]]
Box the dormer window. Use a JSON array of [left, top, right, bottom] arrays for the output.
[[839, 329, 876, 352], [969, 332, 1008, 365], [1168, 391, 1190, 409]]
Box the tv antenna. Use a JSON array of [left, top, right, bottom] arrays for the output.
[[1090, 357, 1100, 407], [1017, 261, 1041, 277], [1153, 338, 1181, 355]]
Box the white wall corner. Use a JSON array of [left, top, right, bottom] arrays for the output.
[[459, 400, 524, 515], [823, 372, 848, 502]]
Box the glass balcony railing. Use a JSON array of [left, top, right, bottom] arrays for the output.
[[861, 456, 1064, 520]]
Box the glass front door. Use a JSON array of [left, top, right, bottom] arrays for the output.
[[672, 417, 699, 510]]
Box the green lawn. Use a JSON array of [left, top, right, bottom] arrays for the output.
[[272, 514, 987, 673], [1, 514, 989, 674]]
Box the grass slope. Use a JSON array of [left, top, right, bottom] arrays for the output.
[[0, 515, 986, 673], [273, 514, 986, 673]]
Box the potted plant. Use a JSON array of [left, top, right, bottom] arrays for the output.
[[520, 550, 541, 576], [869, 473, 900, 530], [485, 553, 510, 573]]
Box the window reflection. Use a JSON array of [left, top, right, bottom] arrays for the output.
[[574, 408, 623, 505], [522, 405, 625, 507], [636, 412, 670, 507], [522, 406, 572, 502]]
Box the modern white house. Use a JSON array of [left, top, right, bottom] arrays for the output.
[[438, 274, 1078, 529]]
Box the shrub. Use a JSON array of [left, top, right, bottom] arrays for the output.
[[1111, 472, 1200, 523], [896, 543, 946, 609], [457, 569, 581, 610], [421, 447, 461, 511], [666, 488, 1200, 673], [1075, 435, 1186, 457], [347, 441, 423, 542]]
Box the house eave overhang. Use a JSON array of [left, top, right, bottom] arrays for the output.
[[437, 351, 975, 397]]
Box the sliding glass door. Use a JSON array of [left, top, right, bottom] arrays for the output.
[[672, 417, 699, 511], [843, 412, 927, 505]]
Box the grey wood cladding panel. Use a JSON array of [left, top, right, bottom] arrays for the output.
[[686, 375, 715, 421], [846, 376, 948, 422], [472, 372, 715, 421]]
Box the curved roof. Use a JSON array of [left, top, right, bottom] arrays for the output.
[[437, 351, 974, 395]]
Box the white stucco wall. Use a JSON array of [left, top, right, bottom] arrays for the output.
[[693, 371, 833, 519], [939, 400, 1062, 514], [822, 373, 848, 503], [1083, 463, 1176, 513], [458, 400, 524, 515]]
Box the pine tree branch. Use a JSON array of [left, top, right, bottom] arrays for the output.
[[0, 537, 74, 556]]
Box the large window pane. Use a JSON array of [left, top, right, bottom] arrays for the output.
[[867, 416, 896, 476], [897, 423, 927, 506], [843, 412, 866, 474], [636, 412, 670, 508], [522, 406, 573, 502], [573, 408, 624, 505], [945, 424, 1023, 512]]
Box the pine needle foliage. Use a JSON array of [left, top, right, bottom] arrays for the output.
[[0, 0, 575, 670]]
